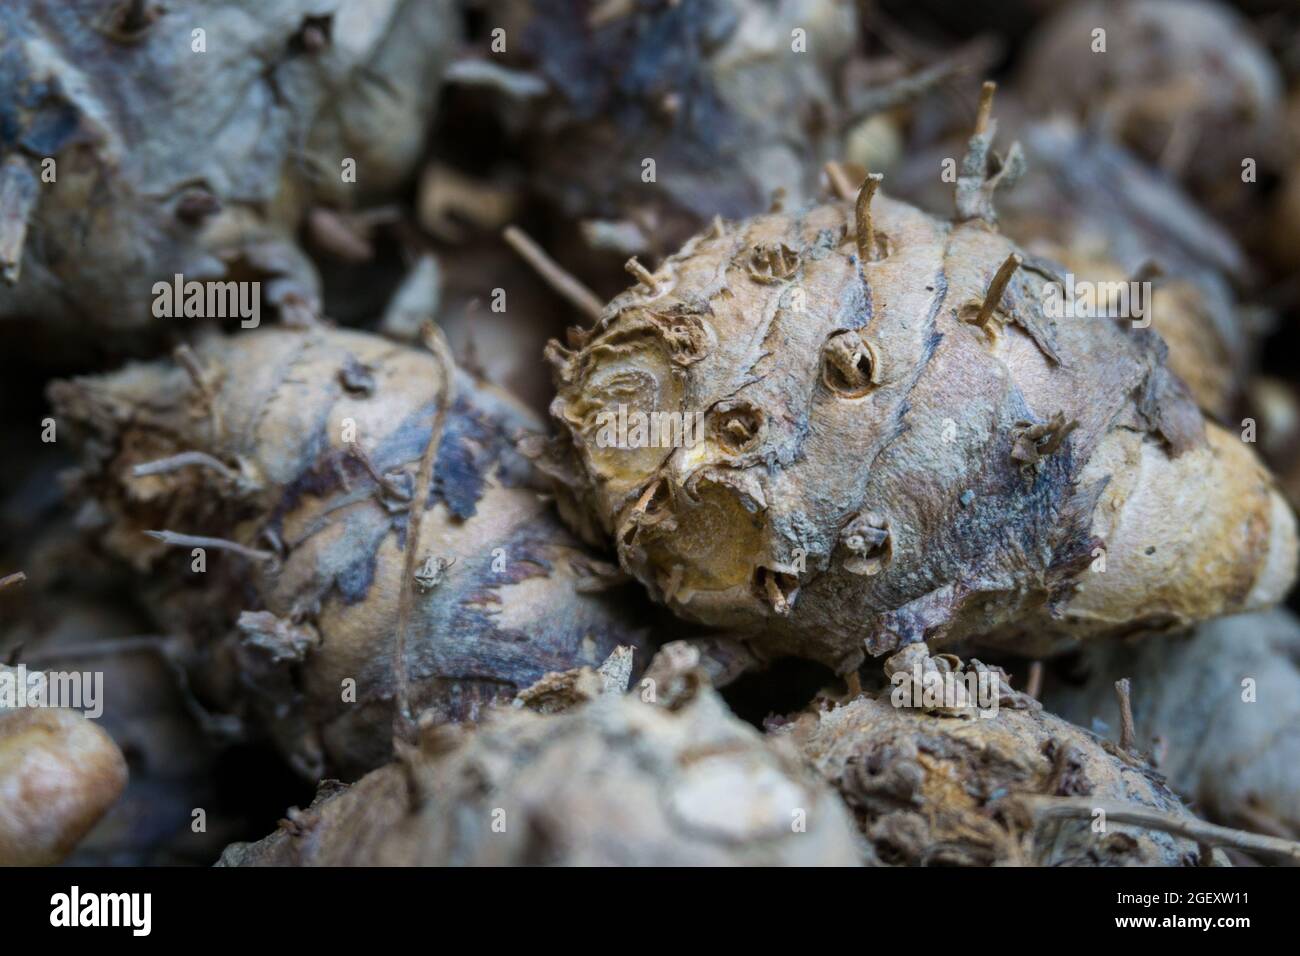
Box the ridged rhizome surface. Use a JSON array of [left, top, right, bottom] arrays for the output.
[[544, 189, 1296, 672]]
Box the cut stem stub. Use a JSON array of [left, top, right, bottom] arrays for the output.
[[971, 253, 1022, 335], [854, 173, 884, 266]]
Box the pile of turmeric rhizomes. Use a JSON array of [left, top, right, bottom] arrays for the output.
[[3, 0, 1300, 869]]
